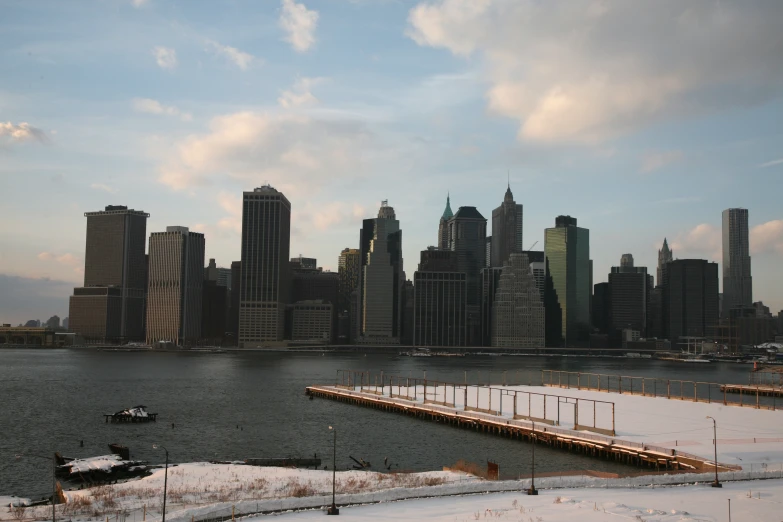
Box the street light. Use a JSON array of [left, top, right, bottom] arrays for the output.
[[153, 444, 170, 521], [705, 417, 721, 487], [15, 453, 56, 522], [526, 422, 538, 495], [327, 426, 339, 515]]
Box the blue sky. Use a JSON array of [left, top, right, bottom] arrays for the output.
[[1, 0, 782, 325]]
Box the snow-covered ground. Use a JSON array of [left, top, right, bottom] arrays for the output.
[[258, 478, 783, 522], [334, 383, 783, 467]]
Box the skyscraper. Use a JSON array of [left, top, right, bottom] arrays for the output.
[[448, 206, 487, 345], [239, 185, 291, 346], [338, 248, 361, 343], [359, 201, 403, 343], [722, 208, 752, 317], [657, 239, 673, 287], [68, 205, 149, 342], [608, 254, 649, 337], [663, 259, 719, 342], [490, 184, 523, 267], [480, 267, 503, 347], [146, 226, 205, 345], [438, 194, 453, 250], [413, 249, 467, 347], [204, 258, 231, 289], [544, 215, 590, 346], [492, 253, 545, 348]]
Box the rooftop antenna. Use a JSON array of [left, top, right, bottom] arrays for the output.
[[507, 170, 510, 188]]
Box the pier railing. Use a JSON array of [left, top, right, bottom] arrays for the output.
[[335, 369, 616, 436], [541, 370, 781, 410]]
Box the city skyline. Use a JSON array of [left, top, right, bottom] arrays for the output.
[[2, 1, 783, 324]]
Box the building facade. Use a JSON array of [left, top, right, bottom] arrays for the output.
[[239, 185, 291, 346], [438, 194, 453, 250], [608, 255, 650, 337], [448, 206, 487, 345], [413, 249, 467, 347], [68, 205, 149, 343], [657, 238, 673, 287], [291, 301, 333, 342], [337, 248, 361, 342], [291, 268, 339, 343], [544, 216, 590, 347], [663, 259, 719, 343], [204, 258, 232, 289], [722, 208, 752, 317], [490, 185, 523, 268], [146, 226, 205, 345], [480, 267, 503, 347], [359, 201, 403, 343], [491, 253, 545, 348]]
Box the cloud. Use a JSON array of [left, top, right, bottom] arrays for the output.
[[132, 98, 192, 121], [37, 252, 82, 271], [90, 183, 118, 194], [750, 220, 783, 256], [280, 0, 319, 52], [131, 0, 148, 7], [0, 122, 46, 143], [641, 150, 684, 173], [670, 223, 721, 261], [305, 202, 366, 231], [407, 1, 783, 144], [158, 111, 372, 195], [759, 158, 783, 168], [205, 40, 256, 70], [153, 46, 177, 70], [278, 77, 323, 108]]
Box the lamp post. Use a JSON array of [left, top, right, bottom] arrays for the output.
[[706, 416, 721, 488], [15, 454, 56, 522], [527, 422, 538, 495], [327, 427, 339, 515], [153, 444, 170, 521]]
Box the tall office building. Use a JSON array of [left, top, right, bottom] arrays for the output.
[[239, 185, 291, 346], [68, 205, 149, 342], [592, 282, 610, 334], [146, 227, 205, 345], [290, 266, 339, 343], [227, 261, 241, 343], [657, 239, 673, 287], [359, 201, 403, 343], [492, 253, 545, 348], [490, 184, 523, 267], [663, 259, 719, 342], [722, 208, 752, 317], [438, 194, 453, 250], [448, 206, 487, 345], [413, 249, 467, 347], [523, 250, 545, 299], [480, 267, 503, 346], [608, 254, 649, 337], [338, 248, 361, 343], [204, 259, 231, 289], [290, 256, 317, 270], [485, 237, 492, 268], [544, 216, 590, 346]]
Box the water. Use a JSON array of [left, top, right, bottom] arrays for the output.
[[0, 349, 756, 497]]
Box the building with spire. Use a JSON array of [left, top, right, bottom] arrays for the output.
[[490, 183, 523, 268], [657, 239, 673, 287], [438, 193, 453, 249]]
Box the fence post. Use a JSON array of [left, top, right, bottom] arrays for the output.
[[143, 505, 146, 522], [667, 380, 670, 399], [232, 505, 235, 521], [619, 375, 622, 394], [464, 388, 468, 411]]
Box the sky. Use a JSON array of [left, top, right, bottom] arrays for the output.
[[1, 0, 782, 325]]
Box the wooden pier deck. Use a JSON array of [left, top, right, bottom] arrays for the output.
[[720, 384, 783, 398], [306, 384, 735, 474]]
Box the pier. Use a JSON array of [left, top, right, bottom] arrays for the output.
[[306, 370, 741, 474]]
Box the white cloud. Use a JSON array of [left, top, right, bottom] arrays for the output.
[[407, 1, 783, 144], [640, 150, 684, 173], [153, 46, 177, 70], [131, 0, 149, 7], [759, 158, 783, 168], [132, 98, 192, 121], [751, 220, 783, 256], [205, 40, 256, 70], [670, 223, 721, 261], [278, 77, 323, 108], [37, 252, 82, 268], [280, 0, 319, 52], [158, 111, 372, 195], [90, 183, 118, 194], [0, 122, 46, 143]]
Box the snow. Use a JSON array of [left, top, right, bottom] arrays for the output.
[[0, 496, 28, 508], [63, 454, 125, 474], [329, 383, 783, 468]]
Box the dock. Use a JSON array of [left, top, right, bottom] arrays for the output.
[[306, 372, 739, 474], [104, 405, 158, 423], [245, 458, 322, 468], [720, 384, 783, 398]]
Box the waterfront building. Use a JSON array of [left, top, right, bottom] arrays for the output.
[[438, 194, 453, 250], [608, 255, 651, 339], [68, 205, 149, 342], [490, 184, 523, 268], [291, 300, 333, 342], [201, 280, 227, 345], [544, 216, 590, 346], [722, 208, 752, 317], [239, 185, 291, 346], [359, 200, 403, 343], [647, 286, 663, 338], [447, 206, 487, 345], [227, 261, 241, 343], [663, 259, 719, 343], [657, 239, 673, 287], [338, 248, 361, 342], [204, 258, 232, 289], [480, 267, 503, 347], [401, 279, 415, 345], [592, 282, 610, 334], [491, 253, 545, 348], [413, 249, 467, 347], [291, 267, 339, 343], [146, 226, 205, 345]]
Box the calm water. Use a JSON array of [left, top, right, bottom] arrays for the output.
[[0, 349, 755, 497]]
